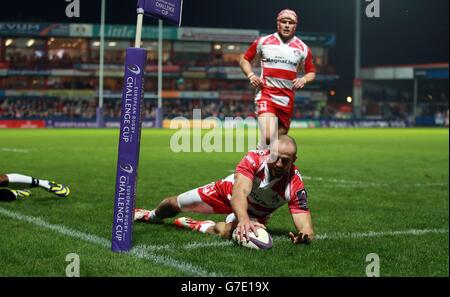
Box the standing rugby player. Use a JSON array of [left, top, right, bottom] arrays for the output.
[[240, 9, 316, 147]]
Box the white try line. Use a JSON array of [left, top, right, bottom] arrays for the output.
[[0, 148, 30, 154], [312, 228, 449, 240], [302, 176, 448, 188], [1, 206, 447, 256], [227, 170, 448, 188], [0, 207, 220, 277], [104, 228, 450, 251]]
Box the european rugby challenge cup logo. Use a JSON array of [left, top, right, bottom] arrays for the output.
[[127, 64, 141, 75], [120, 163, 134, 174]]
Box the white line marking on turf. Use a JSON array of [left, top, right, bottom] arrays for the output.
[[0, 148, 30, 153], [2, 206, 447, 258], [311, 228, 449, 240], [226, 170, 447, 187], [0, 207, 220, 277], [302, 176, 447, 188], [129, 229, 449, 251], [133, 241, 233, 252]]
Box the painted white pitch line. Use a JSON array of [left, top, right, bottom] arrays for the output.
[[302, 176, 448, 187], [132, 228, 449, 251], [1, 206, 447, 258], [0, 148, 30, 153], [0, 207, 220, 277], [227, 170, 447, 187], [311, 228, 449, 240], [226, 170, 447, 187]]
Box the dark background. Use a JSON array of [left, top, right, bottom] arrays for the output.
[[1, 0, 448, 98]]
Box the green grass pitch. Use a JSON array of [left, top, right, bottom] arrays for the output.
[[0, 128, 448, 276]]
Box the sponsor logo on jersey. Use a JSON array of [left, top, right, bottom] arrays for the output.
[[263, 57, 297, 67]]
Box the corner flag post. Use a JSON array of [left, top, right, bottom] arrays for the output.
[[111, 0, 183, 252]]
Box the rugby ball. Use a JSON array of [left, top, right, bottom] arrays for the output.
[[231, 228, 273, 250]]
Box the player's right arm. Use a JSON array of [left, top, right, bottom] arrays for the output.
[[240, 39, 263, 89], [231, 151, 266, 242], [231, 173, 265, 242]]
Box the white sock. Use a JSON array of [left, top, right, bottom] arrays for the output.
[[6, 174, 32, 186], [199, 222, 216, 233], [149, 209, 157, 219], [38, 179, 51, 190], [6, 174, 50, 190]]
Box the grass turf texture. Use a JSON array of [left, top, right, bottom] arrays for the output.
[[0, 128, 448, 276]]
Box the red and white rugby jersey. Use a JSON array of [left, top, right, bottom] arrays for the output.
[[244, 33, 316, 108], [226, 150, 310, 217]]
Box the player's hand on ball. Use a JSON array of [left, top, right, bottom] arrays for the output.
[[236, 220, 266, 243], [289, 231, 312, 245]]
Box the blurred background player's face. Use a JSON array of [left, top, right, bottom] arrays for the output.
[[277, 18, 297, 40], [268, 142, 296, 178]]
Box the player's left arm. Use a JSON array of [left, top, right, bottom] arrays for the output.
[[293, 47, 316, 90], [289, 212, 314, 244], [287, 179, 315, 244]]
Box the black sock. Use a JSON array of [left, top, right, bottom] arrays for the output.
[[0, 189, 17, 202], [31, 178, 39, 188]]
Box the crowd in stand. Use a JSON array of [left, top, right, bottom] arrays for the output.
[[2, 48, 446, 122], [2, 97, 448, 122], [6, 52, 87, 70], [0, 98, 97, 119], [0, 98, 257, 120], [4, 50, 334, 75], [0, 98, 341, 121]]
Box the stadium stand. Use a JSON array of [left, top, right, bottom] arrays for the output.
[[1, 22, 448, 128]]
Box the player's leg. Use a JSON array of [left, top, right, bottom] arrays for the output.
[[0, 189, 17, 202], [1, 173, 69, 197], [276, 105, 292, 137], [1, 174, 33, 200], [173, 181, 235, 233], [210, 221, 238, 238], [255, 98, 280, 150], [257, 112, 279, 150], [0, 174, 8, 187], [174, 213, 267, 239], [135, 195, 181, 223], [173, 217, 237, 238], [278, 125, 288, 137], [0, 189, 32, 202], [134, 186, 218, 223]]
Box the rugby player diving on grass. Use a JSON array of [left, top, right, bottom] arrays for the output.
[[0, 173, 70, 202], [134, 135, 314, 245]]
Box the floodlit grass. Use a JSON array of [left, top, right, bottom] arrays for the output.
[[0, 128, 448, 276]]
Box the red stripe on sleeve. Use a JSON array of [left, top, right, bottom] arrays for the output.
[[235, 152, 261, 181], [304, 47, 316, 74], [244, 38, 260, 62]]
